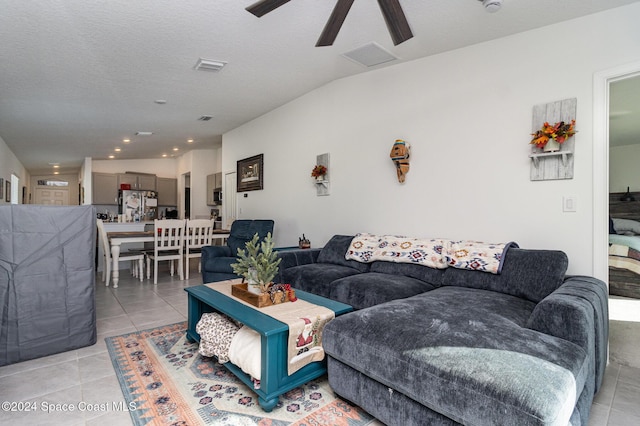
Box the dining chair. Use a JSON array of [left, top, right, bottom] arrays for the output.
[[146, 219, 186, 285], [96, 219, 145, 287], [185, 219, 215, 280]]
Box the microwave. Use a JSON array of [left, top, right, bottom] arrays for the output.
[[212, 189, 222, 205]]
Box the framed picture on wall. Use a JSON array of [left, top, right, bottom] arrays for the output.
[[237, 154, 264, 192], [0, 178, 3, 200], [6, 180, 11, 202]]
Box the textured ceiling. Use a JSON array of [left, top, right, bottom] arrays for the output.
[[1, 0, 638, 174]]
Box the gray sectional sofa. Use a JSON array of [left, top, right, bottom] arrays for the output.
[[275, 235, 608, 426]]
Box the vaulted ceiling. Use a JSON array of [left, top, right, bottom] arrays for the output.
[[1, 0, 638, 174]]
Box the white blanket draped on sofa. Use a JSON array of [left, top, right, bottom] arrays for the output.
[[345, 233, 518, 274]]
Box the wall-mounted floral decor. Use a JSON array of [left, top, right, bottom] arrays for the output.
[[314, 153, 330, 196], [531, 120, 577, 152], [311, 164, 327, 180], [529, 98, 576, 181]]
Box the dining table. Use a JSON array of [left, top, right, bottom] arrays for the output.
[[107, 231, 154, 287], [108, 229, 230, 287]]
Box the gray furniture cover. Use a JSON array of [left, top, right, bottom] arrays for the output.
[[0, 205, 96, 366]]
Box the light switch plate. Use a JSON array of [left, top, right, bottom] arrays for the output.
[[563, 195, 577, 212]]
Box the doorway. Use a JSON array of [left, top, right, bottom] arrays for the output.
[[34, 187, 69, 205], [594, 60, 640, 369], [594, 61, 640, 281], [182, 172, 191, 219]]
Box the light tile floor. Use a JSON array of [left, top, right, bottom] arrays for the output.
[[1, 265, 639, 425]]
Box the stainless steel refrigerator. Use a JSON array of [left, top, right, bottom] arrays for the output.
[[118, 190, 158, 222]]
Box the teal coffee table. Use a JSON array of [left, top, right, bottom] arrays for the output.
[[185, 283, 352, 411]]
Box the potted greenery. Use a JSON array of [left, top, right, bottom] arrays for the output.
[[231, 232, 281, 294]]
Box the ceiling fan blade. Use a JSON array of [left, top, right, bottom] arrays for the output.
[[246, 0, 292, 18], [316, 0, 355, 47], [377, 0, 413, 45]]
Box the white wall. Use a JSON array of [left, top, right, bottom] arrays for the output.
[[80, 157, 92, 205], [223, 3, 640, 276], [176, 149, 221, 219], [0, 135, 29, 204], [610, 144, 640, 193], [92, 158, 178, 177]]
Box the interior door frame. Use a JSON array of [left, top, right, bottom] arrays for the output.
[[593, 60, 640, 283], [223, 171, 237, 229]]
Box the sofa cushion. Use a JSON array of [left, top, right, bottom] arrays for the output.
[[324, 286, 589, 426], [281, 263, 361, 298], [226, 219, 274, 255], [204, 257, 236, 275], [329, 273, 436, 310], [441, 248, 568, 303], [317, 235, 370, 273], [370, 260, 445, 287]]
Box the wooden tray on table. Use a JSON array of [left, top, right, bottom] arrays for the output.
[[231, 283, 295, 308]]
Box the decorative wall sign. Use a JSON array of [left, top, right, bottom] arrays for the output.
[[237, 154, 264, 192], [314, 153, 330, 196], [529, 98, 577, 181], [390, 139, 411, 183]]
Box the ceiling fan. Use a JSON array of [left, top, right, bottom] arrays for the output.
[[246, 0, 413, 47]]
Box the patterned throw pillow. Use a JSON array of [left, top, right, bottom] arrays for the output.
[[444, 240, 518, 274], [345, 233, 448, 269], [195, 312, 241, 362]]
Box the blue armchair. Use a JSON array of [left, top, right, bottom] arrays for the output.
[[201, 219, 275, 283]]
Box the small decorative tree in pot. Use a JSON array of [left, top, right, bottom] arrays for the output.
[[231, 232, 281, 294]]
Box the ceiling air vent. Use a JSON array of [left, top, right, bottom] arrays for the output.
[[198, 115, 213, 121], [194, 58, 227, 72], [342, 42, 398, 68], [135, 131, 153, 136]]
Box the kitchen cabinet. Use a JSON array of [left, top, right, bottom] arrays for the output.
[[206, 172, 222, 206], [117, 173, 157, 191], [157, 177, 177, 206], [92, 172, 118, 205]]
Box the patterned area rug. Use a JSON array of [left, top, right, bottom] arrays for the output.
[[106, 322, 375, 425]]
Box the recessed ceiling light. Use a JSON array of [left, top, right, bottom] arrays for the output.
[[108, 155, 115, 159], [123, 139, 130, 143], [187, 139, 194, 143], [173, 147, 179, 151], [53, 171, 59, 175], [53, 165, 60, 168], [114, 148, 121, 152], [162, 154, 167, 158]]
